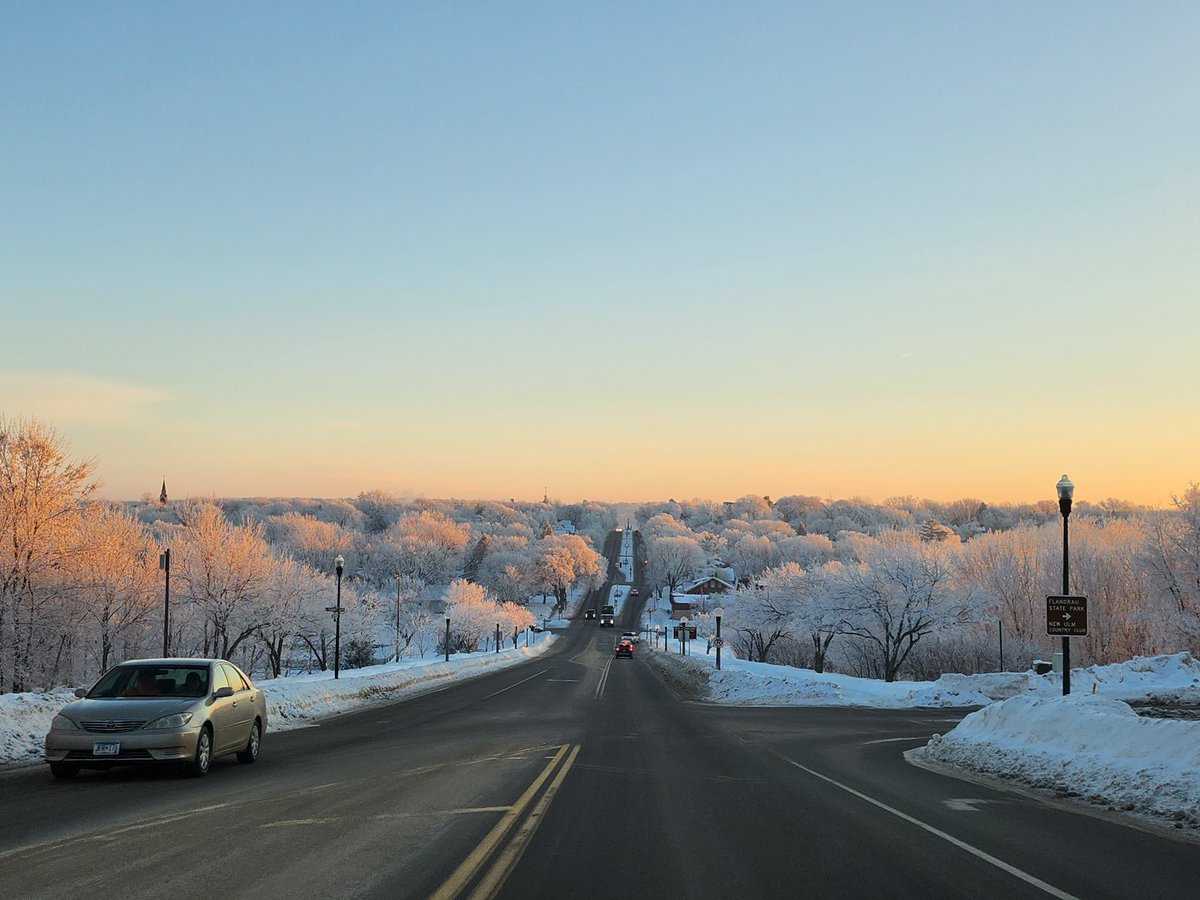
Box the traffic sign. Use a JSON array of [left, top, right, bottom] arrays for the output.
[[1046, 595, 1088, 636], [712, 638, 724, 648]]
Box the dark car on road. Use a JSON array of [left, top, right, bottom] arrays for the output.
[[615, 641, 634, 658], [44, 658, 267, 780], [584, 609, 596, 619], [600, 614, 614, 628], [630, 588, 640, 596]]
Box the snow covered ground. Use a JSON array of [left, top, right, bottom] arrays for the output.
[[0, 637, 557, 770], [915, 691, 1200, 828], [648, 644, 1200, 829]]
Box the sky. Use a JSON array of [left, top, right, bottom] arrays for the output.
[[2, 3, 1197, 507]]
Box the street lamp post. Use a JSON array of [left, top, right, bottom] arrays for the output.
[[159, 548, 171, 657], [394, 573, 403, 664], [1057, 475, 1074, 696], [495, 622, 501, 653], [680, 617, 688, 655], [445, 617, 451, 663], [333, 555, 345, 680], [714, 607, 724, 671]]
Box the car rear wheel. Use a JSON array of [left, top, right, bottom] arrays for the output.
[[187, 726, 213, 778], [49, 763, 79, 780], [237, 720, 261, 764]]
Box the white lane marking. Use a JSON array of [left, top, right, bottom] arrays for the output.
[[781, 758, 1079, 900], [862, 736, 933, 745], [483, 669, 548, 700], [595, 658, 613, 700], [945, 799, 992, 812], [545, 679, 580, 683]]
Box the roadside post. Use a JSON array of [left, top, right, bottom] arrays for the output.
[[333, 555, 345, 679], [1055, 475, 1076, 695], [714, 607, 724, 671], [159, 548, 171, 657]]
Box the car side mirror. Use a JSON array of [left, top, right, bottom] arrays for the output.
[[213, 686, 234, 699], [74, 688, 87, 698]]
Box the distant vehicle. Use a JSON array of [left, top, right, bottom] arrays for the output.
[[601, 605, 615, 616], [584, 609, 596, 620], [600, 614, 614, 628], [43, 658, 266, 780], [630, 588, 640, 596], [615, 641, 633, 658], [621, 631, 640, 645]]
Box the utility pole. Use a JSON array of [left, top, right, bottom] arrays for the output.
[[159, 548, 171, 657]]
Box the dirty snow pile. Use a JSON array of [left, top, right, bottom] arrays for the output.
[[0, 638, 556, 769], [916, 690, 1200, 827]]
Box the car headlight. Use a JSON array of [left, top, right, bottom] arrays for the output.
[[51, 714, 79, 731], [145, 712, 194, 730]]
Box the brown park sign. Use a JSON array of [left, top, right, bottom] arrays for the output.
[[1046, 595, 1088, 636]]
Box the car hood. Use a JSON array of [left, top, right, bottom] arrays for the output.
[[58, 697, 202, 722]]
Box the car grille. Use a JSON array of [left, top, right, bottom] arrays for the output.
[[66, 749, 154, 760], [81, 720, 146, 733]]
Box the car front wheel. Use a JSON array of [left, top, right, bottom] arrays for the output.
[[237, 721, 261, 764], [187, 726, 213, 778]]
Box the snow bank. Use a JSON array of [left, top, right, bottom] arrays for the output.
[[917, 694, 1200, 827], [0, 691, 75, 767], [654, 649, 1034, 708], [0, 638, 556, 770], [265, 644, 555, 726], [652, 648, 1200, 710]]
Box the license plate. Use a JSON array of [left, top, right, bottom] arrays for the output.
[[93, 741, 120, 756]]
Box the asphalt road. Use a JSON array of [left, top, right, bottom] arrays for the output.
[[1, 529, 1197, 899]]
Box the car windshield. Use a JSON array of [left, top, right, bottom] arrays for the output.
[[88, 666, 210, 699]]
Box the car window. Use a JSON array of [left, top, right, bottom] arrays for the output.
[[211, 664, 230, 694], [221, 663, 248, 692], [88, 665, 210, 698]]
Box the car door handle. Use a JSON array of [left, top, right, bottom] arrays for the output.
[[231, 700, 238, 707]]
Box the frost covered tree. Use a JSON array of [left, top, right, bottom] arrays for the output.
[[1140, 484, 1200, 647], [170, 501, 274, 660], [760, 562, 843, 673], [834, 533, 976, 682], [70, 503, 159, 672], [646, 534, 705, 600], [533, 534, 603, 608], [0, 417, 97, 692]]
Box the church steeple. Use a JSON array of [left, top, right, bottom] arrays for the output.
[[159, 478, 168, 505]]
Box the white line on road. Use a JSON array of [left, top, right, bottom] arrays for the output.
[[482, 669, 548, 700], [780, 757, 1079, 900], [862, 736, 933, 745], [595, 658, 613, 700]]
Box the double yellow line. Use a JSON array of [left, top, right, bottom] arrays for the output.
[[431, 743, 582, 900]]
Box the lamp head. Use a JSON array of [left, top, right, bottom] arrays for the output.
[[334, 554, 345, 575], [713, 607, 725, 619], [1056, 474, 1074, 517]]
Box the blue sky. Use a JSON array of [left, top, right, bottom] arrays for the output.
[[2, 3, 1197, 504]]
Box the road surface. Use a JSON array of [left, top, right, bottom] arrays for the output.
[[2, 531, 1197, 898]]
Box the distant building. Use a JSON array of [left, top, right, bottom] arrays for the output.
[[679, 575, 735, 596], [159, 478, 168, 505]]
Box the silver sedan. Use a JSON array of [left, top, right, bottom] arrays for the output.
[[44, 658, 267, 779]]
